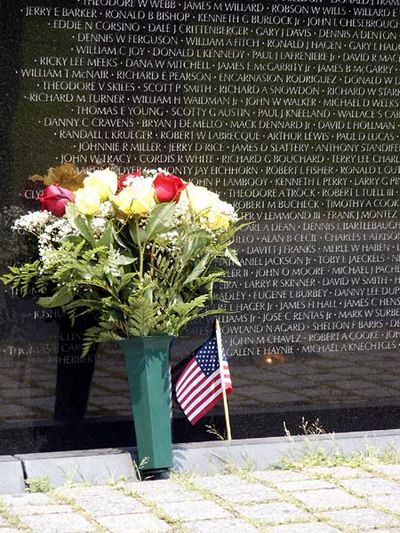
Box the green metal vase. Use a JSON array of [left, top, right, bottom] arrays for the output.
[[119, 336, 174, 474]]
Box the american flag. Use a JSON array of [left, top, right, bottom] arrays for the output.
[[175, 329, 232, 425]]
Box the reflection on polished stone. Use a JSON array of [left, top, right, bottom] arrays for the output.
[[0, 339, 399, 427]]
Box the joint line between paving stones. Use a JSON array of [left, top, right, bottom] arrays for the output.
[[51, 490, 112, 533], [0, 499, 33, 533], [361, 462, 400, 482], [172, 472, 270, 532], [330, 475, 400, 524], [303, 463, 400, 530], [121, 485, 186, 532], [230, 466, 362, 533], [308, 465, 400, 523]]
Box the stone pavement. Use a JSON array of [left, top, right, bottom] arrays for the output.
[[1, 464, 400, 532]]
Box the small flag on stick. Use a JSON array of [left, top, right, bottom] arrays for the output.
[[175, 321, 232, 427]]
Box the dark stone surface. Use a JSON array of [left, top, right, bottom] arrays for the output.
[[0, 0, 399, 453]]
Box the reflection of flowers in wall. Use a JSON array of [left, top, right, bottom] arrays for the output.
[[0, 205, 36, 343], [0, 205, 29, 261], [2, 164, 241, 354]]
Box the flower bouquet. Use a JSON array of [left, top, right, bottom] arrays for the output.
[[1, 163, 241, 473], [2, 163, 241, 352]]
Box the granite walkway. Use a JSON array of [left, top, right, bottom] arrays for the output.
[[1, 464, 400, 532]]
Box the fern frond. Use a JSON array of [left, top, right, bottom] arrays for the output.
[[0, 261, 41, 296]]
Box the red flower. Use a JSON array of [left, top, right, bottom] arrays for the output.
[[117, 170, 141, 192], [38, 185, 74, 217], [154, 172, 187, 203]]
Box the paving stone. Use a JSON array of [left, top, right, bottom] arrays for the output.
[[306, 466, 372, 479], [253, 470, 312, 484], [156, 500, 232, 521], [19, 512, 96, 533], [18, 504, 74, 515], [97, 513, 172, 532], [184, 518, 259, 532], [125, 480, 199, 503], [1, 493, 53, 508], [192, 474, 281, 503], [237, 501, 309, 523], [58, 486, 146, 516], [269, 523, 340, 533], [291, 488, 364, 510], [278, 479, 336, 492], [321, 507, 399, 529], [369, 464, 400, 480], [371, 529, 400, 533], [369, 494, 400, 513], [340, 476, 400, 495]]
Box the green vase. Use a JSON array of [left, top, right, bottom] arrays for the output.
[[119, 336, 174, 474]]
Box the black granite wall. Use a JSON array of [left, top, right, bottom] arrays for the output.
[[0, 0, 399, 453]]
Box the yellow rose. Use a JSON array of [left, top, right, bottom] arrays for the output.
[[113, 178, 156, 216], [207, 209, 230, 230], [84, 169, 118, 200], [75, 186, 101, 215], [183, 183, 220, 213]]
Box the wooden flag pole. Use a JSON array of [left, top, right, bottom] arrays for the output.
[[215, 319, 232, 441]]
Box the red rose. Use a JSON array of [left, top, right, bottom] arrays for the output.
[[154, 172, 187, 203], [117, 170, 141, 192], [38, 184, 74, 217]]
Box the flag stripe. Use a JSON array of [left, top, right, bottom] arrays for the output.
[[179, 365, 231, 410], [184, 371, 232, 410], [188, 387, 232, 425], [176, 364, 203, 396], [179, 370, 220, 410], [190, 391, 230, 425], [175, 359, 198, 391], [175, 330, 232, 425], [177, 372, 208, 405], [185, 377, 232, 421]]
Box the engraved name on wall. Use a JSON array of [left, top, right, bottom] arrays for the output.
[[4, 0, 400, 358]]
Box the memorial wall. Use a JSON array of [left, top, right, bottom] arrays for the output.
[[0, 0, 399, 452]]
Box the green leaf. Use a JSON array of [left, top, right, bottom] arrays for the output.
[[112, 226, 129, 249], [97, 221, 113, 247], [75, 214, 94, 244], [38, 286, 73, 308], [126, 297, 152, 336], [116, 254, 135, 266], [65, 203, 94, 244], [224, 247, 241, 266], [64, 234, 84, 246], [181, 231, 211, 263], [128, 219, 145, 245], [145, 202, 176, 241], [183, 254, 210, 286]]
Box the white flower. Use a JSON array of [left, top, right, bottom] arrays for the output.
[[12, 210, 54, 236], [37, 218, 75, 268], [84, 168, 118, 197], [113, 177, 156, 216], [163, 229, 179, 246], [100, 201, 113, 217], [181, 184, 220, 213], [91, 217, 107, 238]]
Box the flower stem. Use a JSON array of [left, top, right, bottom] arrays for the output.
[[135, 218, 144, 281], [150, 242, 156, 278]]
